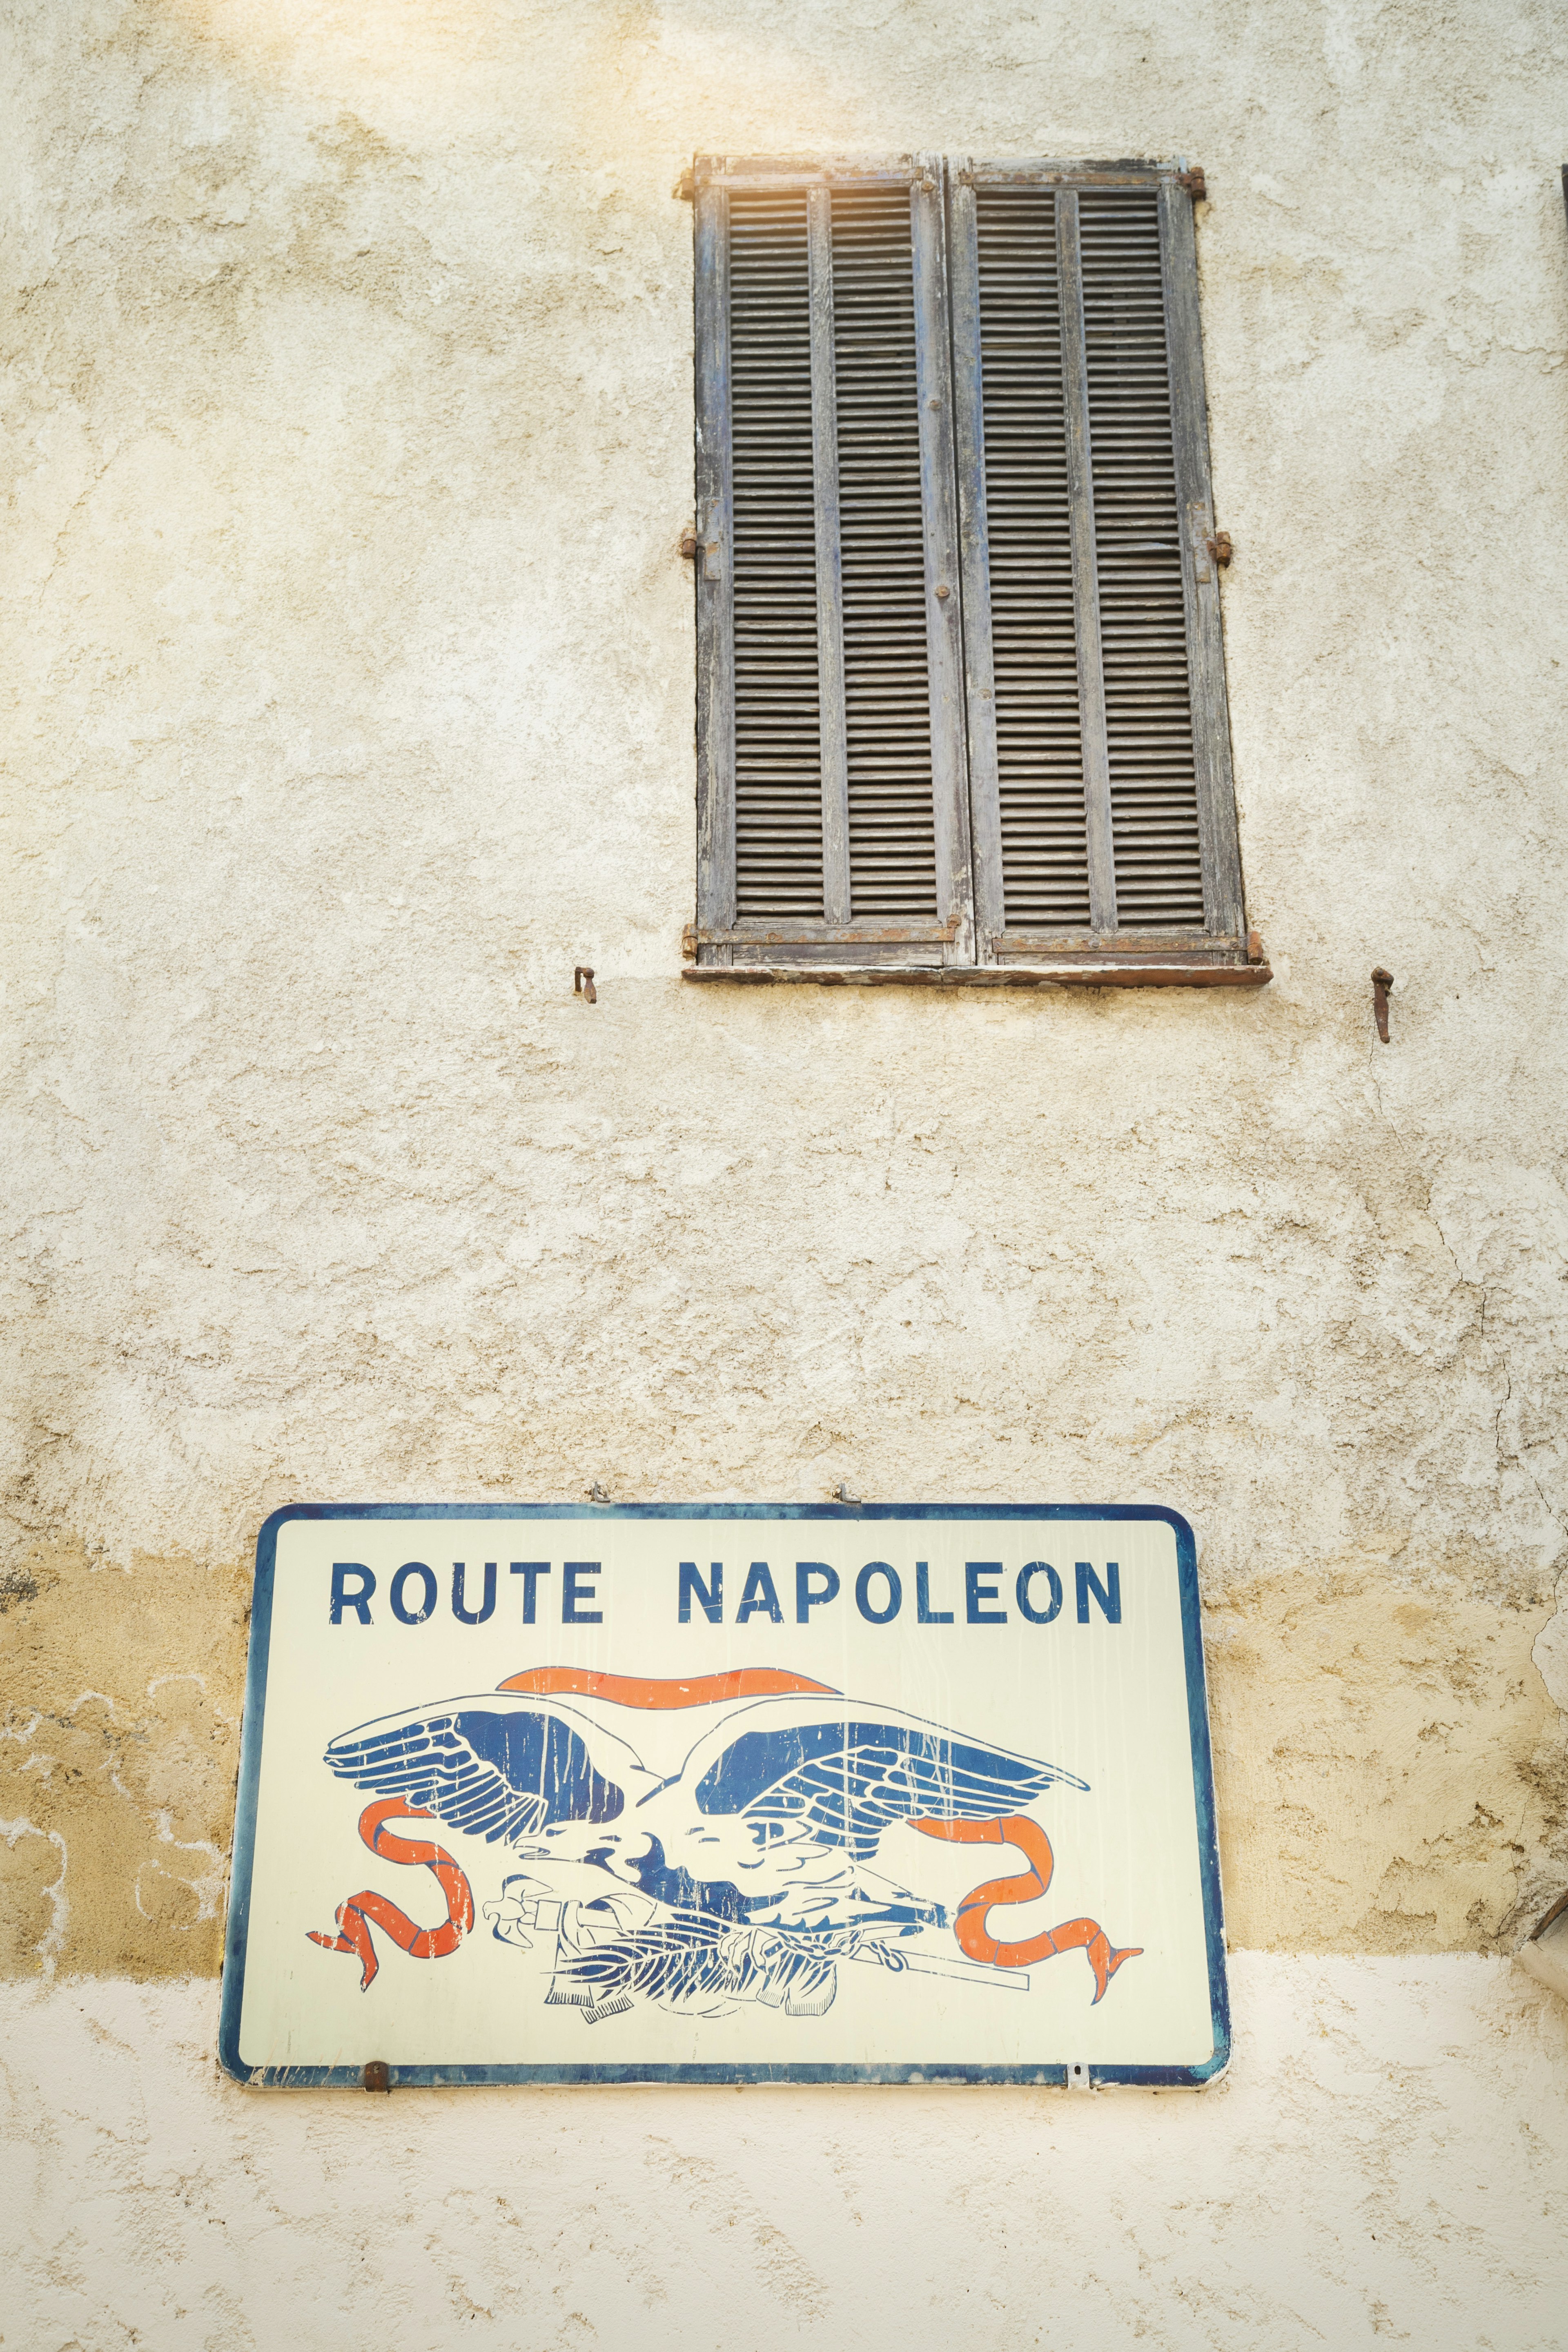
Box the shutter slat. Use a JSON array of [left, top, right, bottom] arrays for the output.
[[831, 186, 938, 917], [973, 185, 1092, 930], [1079, 188, 1205, 929], [731, 190, 825, 918], [807, 187, 853, 924], [1057, 190, 1119, 932]]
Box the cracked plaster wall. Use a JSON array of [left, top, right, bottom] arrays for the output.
[[3, 1, 1568, 2336]]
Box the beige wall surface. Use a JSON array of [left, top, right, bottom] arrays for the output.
[[8, 8, 1568, 2344], [4, 1962, 1568, 2351], [4, 0, 1568, 2004]]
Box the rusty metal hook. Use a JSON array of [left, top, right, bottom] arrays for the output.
[[1372, 967, 1394, 1044], [574, 965, 597, 1004]]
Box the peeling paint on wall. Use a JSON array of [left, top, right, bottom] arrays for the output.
[[1, 1543, 1562, 1978], [1210, 1570, 1565, 1950], [0, 1547, 247, 1979], [1534, 1571, 1568, 1716]]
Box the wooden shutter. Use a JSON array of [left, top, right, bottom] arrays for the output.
[[692, 157, 973, 969], [949, 162, 1245, 967]]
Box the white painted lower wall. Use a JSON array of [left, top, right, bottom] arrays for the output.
[[6, 1958, 1565, 2352]]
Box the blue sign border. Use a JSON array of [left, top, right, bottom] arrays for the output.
[[219, 1502, 1229, 2090]]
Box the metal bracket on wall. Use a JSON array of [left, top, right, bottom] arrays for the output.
[[574, 965, 597, 1003], [1372, 967, 1394, 1043]]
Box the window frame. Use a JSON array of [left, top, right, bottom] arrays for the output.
[[688, 153, 1264, 989]]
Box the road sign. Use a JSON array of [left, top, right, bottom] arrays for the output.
[[220, 1504, 1227, 2087]]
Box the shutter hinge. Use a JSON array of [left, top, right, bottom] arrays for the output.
[[1189, 508, 1232, 579], [1189, 504, 1213, 582], [679, 505, 724, 580], [681, 922, 699, 962], [673, 167, 695, 201], [1177, 166, 1207, 202]]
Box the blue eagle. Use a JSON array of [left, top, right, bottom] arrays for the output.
[[316, 1675, 1093, 2021]]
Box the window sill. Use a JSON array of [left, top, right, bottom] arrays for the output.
[[682, 958, 1272, 990]]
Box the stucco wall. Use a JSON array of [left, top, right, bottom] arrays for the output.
[[6, 1962, 1568, 2350], [5, 0, 1568, 2341]]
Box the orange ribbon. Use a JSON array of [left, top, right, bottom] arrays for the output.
[[308, 1798, 475, 1993], [911, 1814, 1141, 2004], [496, 1666, 838, 1706], [308, 1799, 1135, 2008]]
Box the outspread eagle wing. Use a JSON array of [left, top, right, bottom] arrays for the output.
[[688, 1704, 1087, 1862], [323, 1699, 648, 1845]]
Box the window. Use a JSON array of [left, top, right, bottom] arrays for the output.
[[685, 154, 1265, 988]]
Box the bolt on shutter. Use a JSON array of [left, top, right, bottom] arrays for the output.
[[949, 163, 1243, 960], [693, 157, 973, 967]]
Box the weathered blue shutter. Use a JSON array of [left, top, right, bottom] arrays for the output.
[[949, 161, 1245, 964], [692, 157, 973, 969]]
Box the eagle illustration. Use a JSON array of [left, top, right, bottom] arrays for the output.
[[309, 1667, 1140, 2018]]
